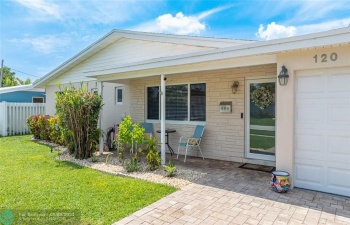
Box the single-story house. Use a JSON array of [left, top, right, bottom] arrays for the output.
[[34, 28, 350, 197], [0, 84, 45, 103]]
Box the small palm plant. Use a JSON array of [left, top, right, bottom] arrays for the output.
[[163, 160, 176, 177]]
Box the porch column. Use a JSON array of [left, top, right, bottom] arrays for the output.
[[160, 74, 166, 165], [98, 81, 104, 154]]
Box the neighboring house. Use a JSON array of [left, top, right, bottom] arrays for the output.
[[34, 28, 350, 197], [0, 84, 45, 103]]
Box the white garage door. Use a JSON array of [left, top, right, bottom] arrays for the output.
[[294, 69, 350, 197]]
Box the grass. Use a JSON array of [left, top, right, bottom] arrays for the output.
[[0, 136, 176, 225], [250, 117, 275, 126]]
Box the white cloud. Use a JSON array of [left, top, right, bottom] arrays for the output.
[[132, 5, 230, 35], [15, 0, 61, 19], [256, 22, 297, 40], [11, 35, 70, 54], [156, 12, 205, 35], [257, 18, 350, 40], [132, 12, 205, 35]]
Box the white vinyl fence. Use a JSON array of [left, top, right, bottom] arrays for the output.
[[0, 102, 45, 136]]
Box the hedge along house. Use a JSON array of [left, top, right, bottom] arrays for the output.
[[34, 27, 350, 197]]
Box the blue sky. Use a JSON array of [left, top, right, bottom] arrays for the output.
[[1, 0, 349, 81]]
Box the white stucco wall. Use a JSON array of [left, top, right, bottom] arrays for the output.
[[276, 45, 350, 185]]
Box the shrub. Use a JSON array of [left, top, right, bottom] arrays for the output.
[[146, 137, 161, 171], [27, 115, 51, 140], [27, 115, 64, 145], [55, 84, 103, 159], [48, 116, 64, 145], [116, 115, 145, 156], [126, 149, 142, 172], [163, 160, 176, 177]]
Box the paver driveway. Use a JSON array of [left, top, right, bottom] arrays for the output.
[[114, 157, 350, 225]]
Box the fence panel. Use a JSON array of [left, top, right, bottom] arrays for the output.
[[0, 102, 45, 136]]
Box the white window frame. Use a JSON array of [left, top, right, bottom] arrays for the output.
[[32, 97, 44, 103], [115, 86, 123, 105], [145, 82, 206, 125]]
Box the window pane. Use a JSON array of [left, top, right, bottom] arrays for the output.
[[117, 89, 123, 102], [190, 83, 206, 121], [166, 85, 188, 121], [147, 87, 159, 120]]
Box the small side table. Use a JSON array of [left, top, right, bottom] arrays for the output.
[[156, 129, 176, 156]]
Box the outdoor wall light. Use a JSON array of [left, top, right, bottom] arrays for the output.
[[231, 81, 239, 94], [278, 65, 289, 86]]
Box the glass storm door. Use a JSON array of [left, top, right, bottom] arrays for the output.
[[245, 78, 276, 161]]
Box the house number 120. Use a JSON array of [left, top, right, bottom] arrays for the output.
[[313, 53, 338, 63]]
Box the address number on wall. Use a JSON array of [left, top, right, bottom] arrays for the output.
[[313, 53, 338, 63]]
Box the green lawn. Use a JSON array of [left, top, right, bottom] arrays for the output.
[[0, 136, 176, 225]]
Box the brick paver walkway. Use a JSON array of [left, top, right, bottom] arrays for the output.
[[114, 157, 350, 225]]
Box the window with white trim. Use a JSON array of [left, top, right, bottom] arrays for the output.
[[147, 83, 206, 121], [116, 87, 123, 104]]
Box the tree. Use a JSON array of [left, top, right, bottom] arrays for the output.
[[1, 67, 31, 87]]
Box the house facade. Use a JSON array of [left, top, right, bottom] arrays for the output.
[[34, 28, 350, 197]]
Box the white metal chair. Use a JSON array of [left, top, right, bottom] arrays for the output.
[[177, 125, 205, 162]]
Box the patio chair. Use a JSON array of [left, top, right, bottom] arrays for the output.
[[140, 123, 153, 139], [177, 125, 205, 162]]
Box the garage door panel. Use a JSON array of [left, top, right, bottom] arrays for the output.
[[295, 133, 324, 153], [294, 71, 350, 197], [327, 166, 350, 197], [328, 74, 350, 93], [328, 105, 350, 125], [294, 161, 324, 186], [295, 100, 325, 124], [328, 135, 350, 156], [296, 74, 325, 93]]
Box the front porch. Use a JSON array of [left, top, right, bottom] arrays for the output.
[[99, 64, 278, 167]]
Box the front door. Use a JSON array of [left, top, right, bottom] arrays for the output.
[[245, 78, 276, 161]]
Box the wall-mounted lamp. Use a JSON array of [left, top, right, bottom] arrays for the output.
[[231, 81, 239, 94], [278, 65, 289, 86]]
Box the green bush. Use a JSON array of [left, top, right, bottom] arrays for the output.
[[116, 115, 145, 157], [163, 160, 176, 177], [48, 116, 64, 145], [27, 115, 64, 145], [27, 115, 51, 140], [117, 116, 162, 172], [126, 150, 141, 172], [146, 137, 161, 171], [55, 84, 103, 159]]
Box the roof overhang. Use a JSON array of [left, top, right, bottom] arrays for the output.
[[85, 27, 350, 81], [33, 29, 254, 88], [0, 84, 44, 94]]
